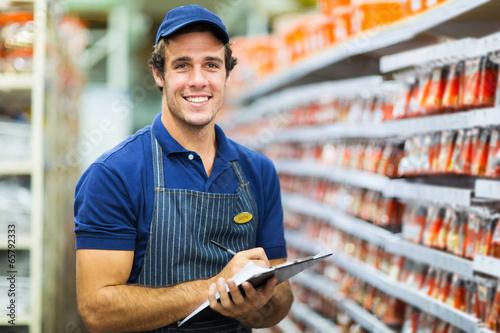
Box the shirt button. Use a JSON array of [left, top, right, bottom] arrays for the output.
[[188, 154, 194, 160]]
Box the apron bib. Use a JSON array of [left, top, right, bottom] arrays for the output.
[[136, 130, 258, 332]]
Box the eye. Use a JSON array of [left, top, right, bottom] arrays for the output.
[[175, 63, 187, 69], [207, 63, 220, 69]]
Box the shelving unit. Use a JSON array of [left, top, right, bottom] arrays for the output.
[[287, 231, 482, 333], [234, 0, 493, 104], [289, 302, 340, 333], [0, 0, 84, 332], [224, 0, 500, 331]]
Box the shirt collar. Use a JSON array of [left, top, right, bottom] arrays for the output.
[[151, 113, 239, 161]]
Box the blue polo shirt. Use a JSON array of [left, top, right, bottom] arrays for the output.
[[74, 113, 286, 283]]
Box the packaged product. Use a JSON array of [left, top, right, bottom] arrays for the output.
[[427, 132, 441, 174], [455, 128, 475, 175], [423, 206, 445, 247], [446, 210, 467, 257], [490, 217, 500, 258], [434, 320, 450, 333], [437, 271, 453, 303], [421, 266, 437, 296], [402, 204, 428, 244], [471, 128, 490, 176], [466, 279, 479, 317], [449, 129, 466, 173], [382, 297, 406, 331], [423, 65, 449, 114], [462, 56, 485, 108], [442, 61, 464, 111], [434, 207, 454, 250], [436, 130, 456, 174], [487, 279, 500, 331], [476, 216, 498, 257], [485, 127, 500, 177], [401, 305, 419, 333], [464, 210, 481, 260], [445, 274, 467, 311], [479, 51, 500, 107], [476, 276, 497, 322]]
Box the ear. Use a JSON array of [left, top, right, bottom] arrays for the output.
[[152, 67, 165, 88]]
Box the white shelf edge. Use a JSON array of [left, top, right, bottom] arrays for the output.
[[286, 233, 481, 332], [275, 316, 303, 333], [0, 316, 32, 325], [290, 302, 339, 333], [237, 0, 489, 103], [473, 255, 500, 278], [293, 273, 396, 333], [276, 160, 390, 193], [475, 179, 500, 201], [278, 160, 474, 207], [0, 73, 33, 91], [385, 180, 472, 207], [0, 160, 33, 175], [283, 195, 474, 278], [265, 108, 500, 144]]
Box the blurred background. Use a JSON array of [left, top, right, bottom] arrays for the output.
[[2, 0, 500, 332]]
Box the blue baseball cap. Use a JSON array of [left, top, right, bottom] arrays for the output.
[[155, 5, 230, 45]]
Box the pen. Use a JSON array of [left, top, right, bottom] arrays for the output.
[[210, 240, 237, 256]]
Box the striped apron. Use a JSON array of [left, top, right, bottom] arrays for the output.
[[136, 130, 258, 332]]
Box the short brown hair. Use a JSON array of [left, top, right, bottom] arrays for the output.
[[149, 22, 238, 91]]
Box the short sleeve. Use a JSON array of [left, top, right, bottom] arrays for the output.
[[256, 157, 287, 260], [74, 162, 137, 250]]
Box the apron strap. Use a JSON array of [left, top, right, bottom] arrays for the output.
[[151, 129, 165, 188], [231, 160, 249, 186]]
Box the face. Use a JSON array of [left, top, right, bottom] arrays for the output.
[[154, 31, 228, 129]]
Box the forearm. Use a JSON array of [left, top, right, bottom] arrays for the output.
[[80, 279, 213, 333], [242, 281, 294, 328]]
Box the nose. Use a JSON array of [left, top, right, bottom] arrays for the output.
[[188, 66, 208, 88]]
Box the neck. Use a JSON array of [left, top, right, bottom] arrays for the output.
[[161, 113, 217, 177]]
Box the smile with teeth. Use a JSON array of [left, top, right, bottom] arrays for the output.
[[185, 96, 210, 103]]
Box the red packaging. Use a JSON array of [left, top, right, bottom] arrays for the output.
[[446, 210, 467, 257], [445, 274, 466, 311], [442, 61, 464, 111], [477, 217, 498, 257], [490, 218, 500, 258], [434, 207, 454, 250], [455, 128, 475, 175], [428, 132, 441, 174], [462, 56, 485, 108], [479, 52, 500, 107], [449, 129, 466, 173], [472, 128, 490, 176], [464, 211, 481, 260], [437, 272, 453, 303], [485, 128, 500, 177], [466, 279, 479, 317], [487, 279, 500, 331], [403, 205, 428, 244], [477, 276, 497, 322], [423, 206, 445, 247], [436, 130, 456, 174], [421, 266, 437, 296], [423, 65, 449, 114]]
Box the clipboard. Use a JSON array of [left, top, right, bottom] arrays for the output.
[[178, 252, 332, 327]]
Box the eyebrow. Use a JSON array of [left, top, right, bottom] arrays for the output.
[[170, 56, 223, 66]]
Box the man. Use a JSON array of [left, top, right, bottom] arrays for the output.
[[74, 4, 293, 333]]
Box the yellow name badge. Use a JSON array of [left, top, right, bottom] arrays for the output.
[[233, 212, 253, 224]]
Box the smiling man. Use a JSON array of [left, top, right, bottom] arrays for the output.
[[74, 5, 293, 333]]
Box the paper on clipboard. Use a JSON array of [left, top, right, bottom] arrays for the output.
[[178, 252, 332, 327]]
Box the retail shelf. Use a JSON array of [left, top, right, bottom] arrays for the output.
[[384, 180, 472, 207], [267, 107, 500, 145], [475, 179, 500, 201], [277, 159, 473, 207], [236, 0, 490, 104], [0, 160, 32, 175], [381, 31, 500, 73], [0, 73, 33, 91], [275, 317, 303, 333], [286, 232, 481, 333], [293, 273, 396, 333], [283, 193, 397, 248], [283, 194, 474, 278], [289, 302, 339, 333], [275, 160, 390, 193], [473, 255, 500, 278], [386, 238, 474, 279]]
